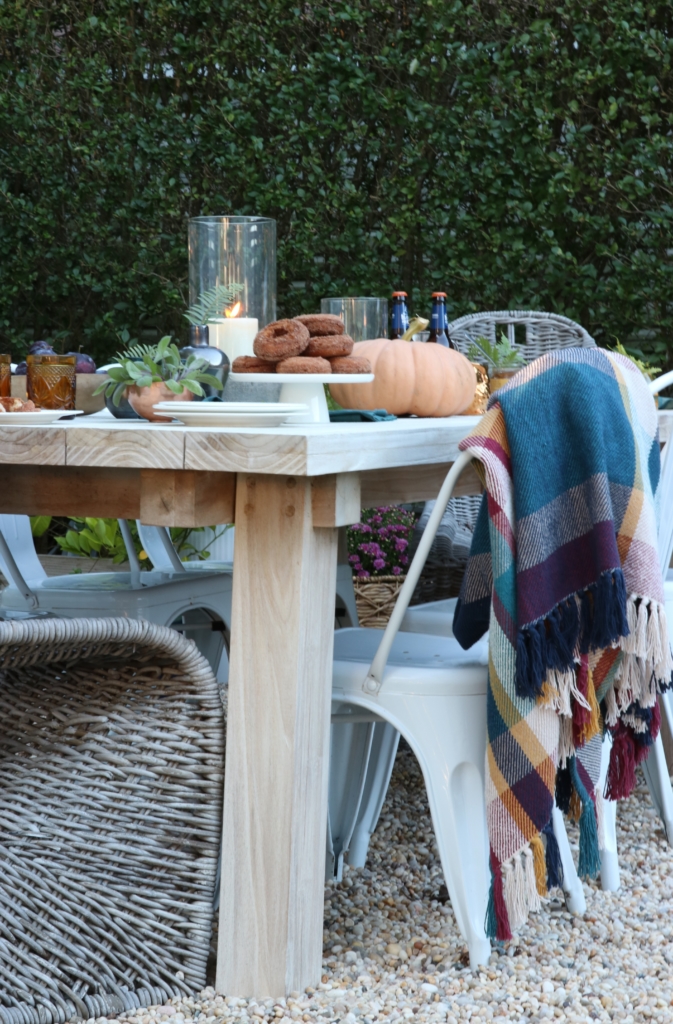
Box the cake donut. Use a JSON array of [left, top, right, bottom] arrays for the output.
[[232, 356, 277, 374], [329, 356, 372, 374], [276, 356, 331, 374], [306, 334, 354, 358], [253, 319, 309, 361], [293, 314, 344, 337]]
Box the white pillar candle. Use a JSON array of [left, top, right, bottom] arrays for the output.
[[208, 317, 258, 362]]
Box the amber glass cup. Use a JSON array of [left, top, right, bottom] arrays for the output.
[[0, 355, 10, 399], [27, 354, 76, 410]]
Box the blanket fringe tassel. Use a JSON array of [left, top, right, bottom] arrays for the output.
[[569, 755, 601, 878], [486, 851, 512, 942], [516, 575, 673, 703], [542, 819, 564, 890], [516, 569, 629, 699]]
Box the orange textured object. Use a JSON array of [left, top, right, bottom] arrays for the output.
[[328, 338, 476, 417]]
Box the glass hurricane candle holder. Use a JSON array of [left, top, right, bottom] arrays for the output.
[[320, 297, 388, 342], [0, 355, 10, 399], [27, 354, 76, 410], [188, 216, 276, 361]]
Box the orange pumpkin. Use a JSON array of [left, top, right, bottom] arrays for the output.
[[329, 338, 476, 417]]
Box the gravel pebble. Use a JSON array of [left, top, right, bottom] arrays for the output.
[[123, 744, 673, 1023]]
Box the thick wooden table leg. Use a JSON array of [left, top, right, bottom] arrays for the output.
[[217, 473, 338, 997]]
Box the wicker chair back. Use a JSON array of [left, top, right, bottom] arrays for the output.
[[447, 309, 596, 363], [0, 617, 223, 1024]]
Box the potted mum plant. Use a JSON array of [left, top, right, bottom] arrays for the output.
[[468, 332, 525, 393], [347, 506, 416, 628], [94, 336, 223, 422]]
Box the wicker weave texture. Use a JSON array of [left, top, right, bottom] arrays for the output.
[[353, 577, 406, 628], [447, 310, 596, 363], [410, 496, 482, 605], [0, 618, 224, 1024]]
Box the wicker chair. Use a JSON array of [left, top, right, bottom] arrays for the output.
[[447, 309, 596, 361], [413, 311, 596, 602], [0, 617, 223, 1024]]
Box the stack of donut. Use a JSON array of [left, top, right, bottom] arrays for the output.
[[232, 315, 372, 374]]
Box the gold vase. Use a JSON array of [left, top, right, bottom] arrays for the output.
[[461, 363, 489, 415], [488, 366, 522, 394]]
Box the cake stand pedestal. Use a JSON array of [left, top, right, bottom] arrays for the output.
[[229, 373, 374, 423]]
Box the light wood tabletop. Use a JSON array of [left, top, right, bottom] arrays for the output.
[[0, 407, 671, 997]]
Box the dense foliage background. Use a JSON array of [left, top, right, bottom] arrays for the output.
[[1, 0, 672, 365]]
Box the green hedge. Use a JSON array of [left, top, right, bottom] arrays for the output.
[[1, 0, 672, 365]]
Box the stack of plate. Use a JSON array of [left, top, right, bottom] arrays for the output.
[[152, 401, 309, 427]]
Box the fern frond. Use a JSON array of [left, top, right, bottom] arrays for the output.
[[184, 283, 244, 325]]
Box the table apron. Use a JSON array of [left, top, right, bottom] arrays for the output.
[[0, 465, 236, 527]]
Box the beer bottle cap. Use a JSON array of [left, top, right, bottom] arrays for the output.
[[431, 291, 447, 298], [392, 291, 408, 297]]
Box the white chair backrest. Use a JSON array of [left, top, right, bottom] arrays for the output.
[[650, 373, 673, 574], [363, 450, 473, 694], [135, 522, 186, 573], [0, 515, 47, 585], [448, 310, 596, 364]]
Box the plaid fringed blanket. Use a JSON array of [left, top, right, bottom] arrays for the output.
[[452, 348, 672, 941]]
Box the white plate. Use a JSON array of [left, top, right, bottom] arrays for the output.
[[153, 401, 308, 414], [166, 410, 297, 428], [229, 373, 374, 384], [0, 409, 85, 424]]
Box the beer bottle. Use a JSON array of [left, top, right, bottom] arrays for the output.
[[427, 292, 455, 348], [391, 291, 410, 339]]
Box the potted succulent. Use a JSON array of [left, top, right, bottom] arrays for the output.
[[468, 332, 526, 393], [94, 336, 223, 422], [347, 506, 417, 628]]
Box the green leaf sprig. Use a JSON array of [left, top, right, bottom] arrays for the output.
[[94, 335, 223, 406], [468, 333, 526, 371], [610, 341, 661, 381], [184, 283, 244, 325]]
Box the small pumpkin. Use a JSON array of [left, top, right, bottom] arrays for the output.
[[329, 338, 476, 417]]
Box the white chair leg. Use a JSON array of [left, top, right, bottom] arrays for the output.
[[348, 723, 400, 868], [641, 731, 673, 845], [551, 804, 586, 915], [433, 756, 491, 969], [372, 696, 491, 969], [598, 734, 620, 891], [327, 715, 375, 881], [336, 565, 360, 628]]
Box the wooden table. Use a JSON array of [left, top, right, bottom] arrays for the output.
[[1, 409, 671, 997]]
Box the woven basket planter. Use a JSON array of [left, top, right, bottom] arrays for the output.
[[0, 617, 224, 1024], [353, 575, 406, 628]]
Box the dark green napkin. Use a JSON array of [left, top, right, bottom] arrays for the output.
[[329, 409, 397, 423]]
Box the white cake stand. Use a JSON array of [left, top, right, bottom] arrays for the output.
[[229, 373, 374, 423]]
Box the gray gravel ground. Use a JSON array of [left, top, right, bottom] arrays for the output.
[[107, 743, 673, 1024]]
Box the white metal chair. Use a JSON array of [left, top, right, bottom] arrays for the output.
[[0, 515, 229, 676], [329, 452, 592, 967], [352, 369, 673, 903], [134, 522, 360, 686]]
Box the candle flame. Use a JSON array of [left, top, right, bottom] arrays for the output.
[[225, 302, 242, 319]]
